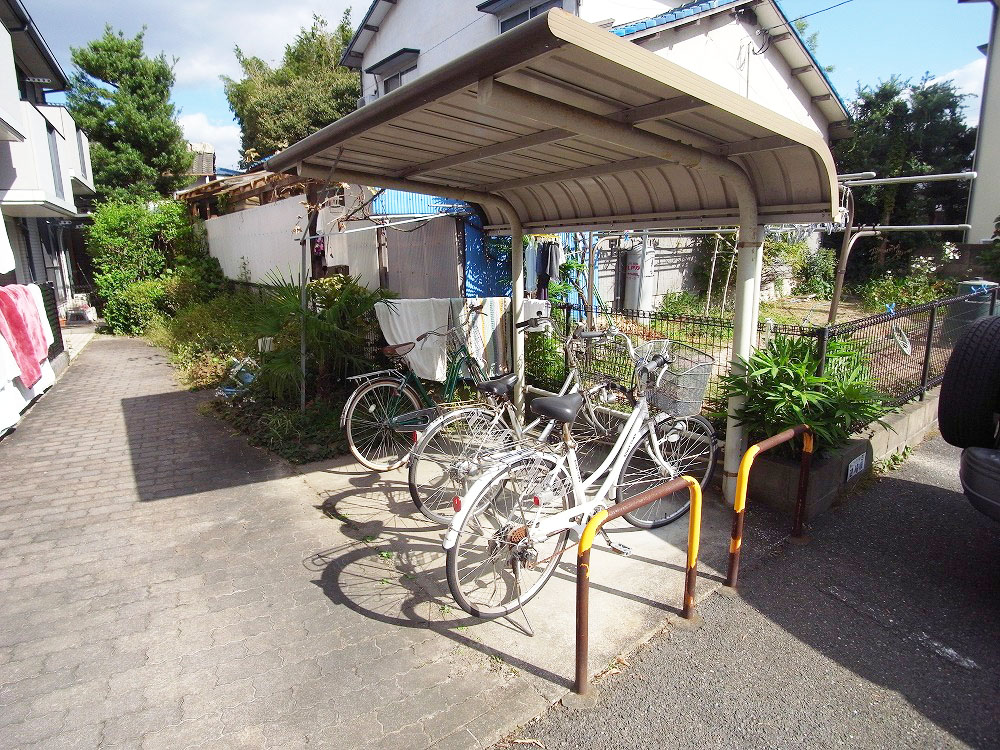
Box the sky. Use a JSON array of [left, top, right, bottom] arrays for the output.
[[24, 0, 997, 171]]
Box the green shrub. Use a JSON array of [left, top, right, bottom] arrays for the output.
[[147, 292, 266, 388], [86, 198, 217, 331], [250, 274, 393, 403], [657, 291, 702, 316], [795, 248, 836, 298], [720, 334, 890, 453], [855, 271, 954, 312], [100, 278, 165, 336]]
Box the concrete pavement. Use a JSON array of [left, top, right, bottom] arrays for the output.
[[0, 335, 746, 748], [498, 435, 1000, 749]]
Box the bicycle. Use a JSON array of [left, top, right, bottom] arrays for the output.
[[407, 314, 629, 524], [341, 307, 491, 471], [442, 331, 718, 619]]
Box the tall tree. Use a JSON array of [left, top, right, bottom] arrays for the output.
[[833, 75, 976, 267], [223, 12, 360, 167], [67, 27, 192, 200]]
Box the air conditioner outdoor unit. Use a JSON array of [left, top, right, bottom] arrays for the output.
[[357, 94, 379, 108]]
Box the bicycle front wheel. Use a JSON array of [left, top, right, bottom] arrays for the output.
[[408, 407, 517, 525], [446, 455, 572, 618], [615, 415, 717, 528], [344, 378, 423, 471]]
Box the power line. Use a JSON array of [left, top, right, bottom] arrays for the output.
[[764, 0, 857, 33]]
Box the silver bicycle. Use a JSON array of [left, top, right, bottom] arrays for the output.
[[442, 331, 718, 618]]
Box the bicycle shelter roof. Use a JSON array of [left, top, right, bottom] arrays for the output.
[[262, 9, 839, 234]]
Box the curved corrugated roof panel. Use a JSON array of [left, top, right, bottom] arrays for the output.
[[265, 9, 838, 234]]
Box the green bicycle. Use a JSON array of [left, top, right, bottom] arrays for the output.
[[341, 311, 491, 471]]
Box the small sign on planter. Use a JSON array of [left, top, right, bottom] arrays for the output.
[[846, 453, 867, 482]]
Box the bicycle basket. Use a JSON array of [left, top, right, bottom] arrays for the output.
[[570, 333, 635, 390], [640, 340, 713, 417]]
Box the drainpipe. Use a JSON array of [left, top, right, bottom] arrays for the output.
[[296, 164, 526, 412], [476, 79, 765, 502]]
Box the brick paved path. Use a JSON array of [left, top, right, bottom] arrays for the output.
[[0, 337, 545, 749]]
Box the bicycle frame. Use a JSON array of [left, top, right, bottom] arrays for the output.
[[443, 379, 678, 551]]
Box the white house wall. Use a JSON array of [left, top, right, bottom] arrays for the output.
[[0, 26, 22, 138], [205, 195, 305, 283], [641, 12, 828, 135], [968, 7, 1000, 242], [359, 0, 574, 99]]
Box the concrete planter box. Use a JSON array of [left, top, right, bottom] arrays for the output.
[[748, 439, 871, 522], [745, 386, 942, 523]]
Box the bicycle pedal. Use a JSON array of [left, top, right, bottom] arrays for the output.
[[608, 541, 632, 557]]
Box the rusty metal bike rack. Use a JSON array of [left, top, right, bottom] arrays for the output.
[[725, 424, 814, 590], [574, 475, 702, 697]]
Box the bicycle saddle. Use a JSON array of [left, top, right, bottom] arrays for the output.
[[383, 342, 415, 358], [475, 372, 518, 397], [530, 393, 585, 423]]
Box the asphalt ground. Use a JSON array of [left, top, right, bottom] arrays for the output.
[[496, 434, 1000, 750]]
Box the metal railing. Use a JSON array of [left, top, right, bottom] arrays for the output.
[[528, 289, 998, 426], [574, 475, 702, 697], [725, 424, 814, 591], [821, 287, 998, 406]]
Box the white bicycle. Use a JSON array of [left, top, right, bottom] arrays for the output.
[[442, 331, 717, 619], [407, 315, 629, 524]]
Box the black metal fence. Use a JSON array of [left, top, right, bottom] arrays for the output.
[[822, 287, 998, 407], [526, 287, 999, 417], [526, 303, 819, 413]]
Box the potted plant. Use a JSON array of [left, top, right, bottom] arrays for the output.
[[720, 335, 891, 520]]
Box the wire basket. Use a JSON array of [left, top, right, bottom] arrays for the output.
[[637, 340, 714, 417], [570, 334, 635, 390]]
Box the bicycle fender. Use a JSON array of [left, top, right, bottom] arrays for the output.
[[442, 463, 513, 551]]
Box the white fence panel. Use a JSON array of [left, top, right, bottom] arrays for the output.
[[205, 195, 304, 282]]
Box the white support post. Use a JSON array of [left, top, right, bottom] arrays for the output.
[[721, 224, 765, 501]]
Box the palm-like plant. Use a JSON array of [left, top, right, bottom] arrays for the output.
[[251, 272, 395, 404], [720, 335, 890, 453]]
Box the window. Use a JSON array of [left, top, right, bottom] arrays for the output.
[[46, 124, 64, 200], [499, 0, 562, 33], [76, 129, 87, 179], [383, 65, 416, 94]]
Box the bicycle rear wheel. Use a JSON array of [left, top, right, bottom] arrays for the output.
[[344, 378, 423, 471], [615, 415, 716, 528], [408, 407, 516, 525], [446, 454, 572, 618]]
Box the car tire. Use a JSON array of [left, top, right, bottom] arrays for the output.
[[938, 315, 1000, 449]]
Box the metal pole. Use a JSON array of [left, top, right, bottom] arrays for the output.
[[828, 189, 855, 325], [704, 235, 720, 315], [815, 326, 830, 378], [299, 228, 309, 414], [720, 240, 737, 312], [587, 231, 595, 328], [990, 288, 998, 316], [918, 306, 938, 401], [791, 431, 815, 538]]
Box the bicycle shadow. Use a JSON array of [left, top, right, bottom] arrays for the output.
[[307, 539, 575, 690]]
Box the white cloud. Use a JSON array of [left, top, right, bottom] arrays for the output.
[[933, 57, 987, 124], [27, 0, 365, 86], [179, 113, 242, 170]]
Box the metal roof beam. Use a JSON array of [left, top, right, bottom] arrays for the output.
[[476, 155, 664, 192], [393, 128, 574, 178], [398, 95, 707, 179]]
